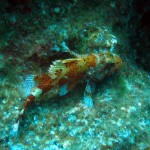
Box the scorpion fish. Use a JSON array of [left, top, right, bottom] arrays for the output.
[[12, 51, 122, 134]]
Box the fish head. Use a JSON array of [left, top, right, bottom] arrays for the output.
[[86, 51, 122, 81]]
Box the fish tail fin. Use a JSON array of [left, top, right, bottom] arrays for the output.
[[11, 88, 42, 134]]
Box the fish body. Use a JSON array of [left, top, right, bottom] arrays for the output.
[[12, 51, 122, 133]]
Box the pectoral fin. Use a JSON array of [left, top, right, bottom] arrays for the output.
[[59, 84, 68, 96], [59, 81, 80, 96], [83, 80, 95, 108]]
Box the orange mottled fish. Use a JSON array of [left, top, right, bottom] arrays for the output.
[[12, 51, 122, 133]]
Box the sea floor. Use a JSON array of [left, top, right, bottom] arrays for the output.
[[0, 1, 150, 150]]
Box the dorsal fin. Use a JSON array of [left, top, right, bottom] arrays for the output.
[[48, 60, 67, 79], [48, 60, 67, 74], [48, 58, 82, 79]]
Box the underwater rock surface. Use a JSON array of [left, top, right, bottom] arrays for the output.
[[0, 0, 150, 149]]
